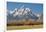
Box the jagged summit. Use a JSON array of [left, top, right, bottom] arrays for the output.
[[13, 8, 31, 17], [7, 5, 39, 20]]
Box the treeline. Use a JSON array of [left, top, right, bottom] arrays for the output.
[[7, 19, 43, 26]]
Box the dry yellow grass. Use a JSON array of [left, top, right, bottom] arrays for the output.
[[7, 24, 43, 30], [7, 20, 43, 30]]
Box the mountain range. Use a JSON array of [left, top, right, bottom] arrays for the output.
[[7, 8, 39, 20]]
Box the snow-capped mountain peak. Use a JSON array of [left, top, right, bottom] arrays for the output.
[[8, 6, 39, 20], [13, 8, 31, 17]]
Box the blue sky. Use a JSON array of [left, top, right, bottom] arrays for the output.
[[7, 2, 43, 14]]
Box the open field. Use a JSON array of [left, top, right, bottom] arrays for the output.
[[7, 19, 43, 30], [7, 24, 43, 30]]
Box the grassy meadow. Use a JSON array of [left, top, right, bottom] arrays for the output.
[[7, 20, 43, 30], [7, 24, 43, 30]]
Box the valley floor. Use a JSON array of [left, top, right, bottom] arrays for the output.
[[7, 24, 43, 30]]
